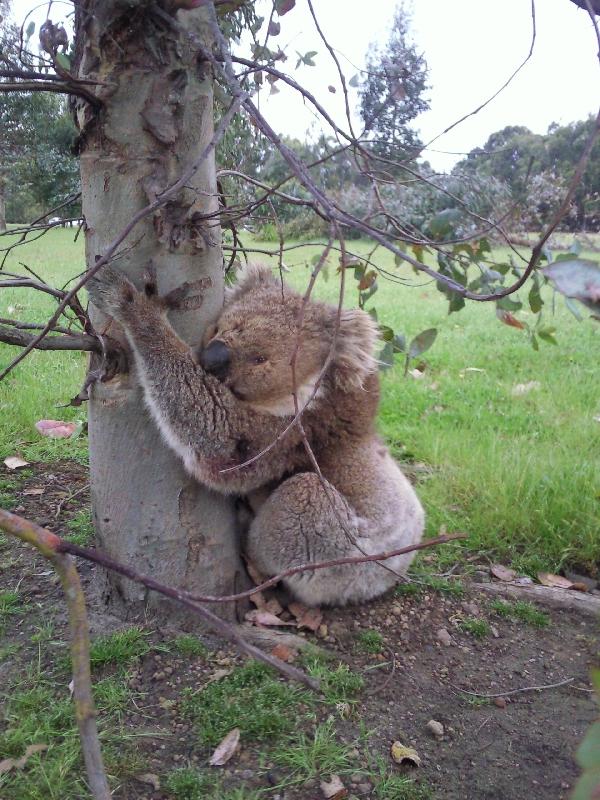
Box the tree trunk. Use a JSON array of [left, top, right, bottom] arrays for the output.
[[76, 2, 241, 622], [0, 177, 6, 233]]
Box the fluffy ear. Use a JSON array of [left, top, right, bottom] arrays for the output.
[[332, 308, 380, 391], [224, 262, 280, 304]]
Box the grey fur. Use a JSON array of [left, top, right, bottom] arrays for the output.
[[87, 264, 424, 606]]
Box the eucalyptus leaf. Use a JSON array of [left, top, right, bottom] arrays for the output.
[[55, 52, 71, 71], [543, 258, 600, 310], [349, 73, 360, 88], [378, 341, 395, 370], [408, 328, 438, 359]]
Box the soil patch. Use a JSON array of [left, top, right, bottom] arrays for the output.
[[1, 460, 598, 800]]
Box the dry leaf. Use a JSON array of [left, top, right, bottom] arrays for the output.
[[464, 367, 485, 373], [4, 456, 29, 471], [249, 590, 266, 608], [0, 744, 48, 775], [244, 609, 293, 627], [245, 556, 267, 586], [570, 582, 589, 592], [320, 773, 348, 799], [23, 487, 44, 496], [289, 602, 323, 631], [263, 597, 283, 615], [271, 643, 297, 662], [205, 668, 233, 685], [209, 728, 240, 766], [390, 741, 421, 767], [490, 564, 517, 582], [135, 773, 161, 790], [35, 419, 78, 439], [537, 572, 573, 589]]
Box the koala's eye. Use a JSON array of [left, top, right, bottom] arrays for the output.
[[250, 354, 267, 366]]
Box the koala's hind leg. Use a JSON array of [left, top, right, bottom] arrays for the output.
[[246, 472, 398, 607]]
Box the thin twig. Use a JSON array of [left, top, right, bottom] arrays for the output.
[[451, 677, 574, 699]]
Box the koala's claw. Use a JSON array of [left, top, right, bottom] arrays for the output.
[[86, 265, 138, 318]]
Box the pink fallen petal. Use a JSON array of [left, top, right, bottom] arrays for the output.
[[245, 609, 294, 627], [35, 420, 78, 439]]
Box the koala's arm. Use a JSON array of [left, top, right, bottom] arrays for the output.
[[87, 268, 304, 493]]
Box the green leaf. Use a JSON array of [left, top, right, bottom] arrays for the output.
[[542, 258, 600, 310], [378, 341, 395, 370], [564, 296, 584, 321], [427, 208, 462, 240], [528, 284, 543, 314], [349, 73, 360, 88], [537, 327, 558, 345], [393, 333, 406, 353], [408, 328, 438, 359], [577, 720, 600, 770], [496, 296, 522, 312], [379, 325, 394, 342], [275, 0, 295, 15], [368, 308, 378, 322], [530, 333, 539, 351], [26, 21, 35, 38], [448, 292, 465, 315], [55, 52, 71, 71], [394, 253, 404, 267]]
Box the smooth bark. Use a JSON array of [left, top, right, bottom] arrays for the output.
[[76, 2, 241, 620]]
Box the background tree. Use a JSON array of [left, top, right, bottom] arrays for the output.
[[358, 4, 429, 163]]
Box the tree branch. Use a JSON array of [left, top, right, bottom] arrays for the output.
[[0, 324, 101, 352]]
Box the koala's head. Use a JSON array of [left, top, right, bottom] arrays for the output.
[[196, 263, 379, 416]]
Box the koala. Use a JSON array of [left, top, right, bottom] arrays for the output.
[[87, 263, 424, 606]]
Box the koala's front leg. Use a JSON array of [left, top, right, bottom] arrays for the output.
[[87, 267, 301, 492]]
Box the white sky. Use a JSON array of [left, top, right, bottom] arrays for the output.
[[9, 0, 600, 171]]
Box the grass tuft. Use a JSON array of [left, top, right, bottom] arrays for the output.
[[356, 629, 385, 654], [172, 634, 209, 659], [181, 659, 312, 747], [458, 618, 491, 638], [89, 627, 150, 669], [489, 599, 550, 628]]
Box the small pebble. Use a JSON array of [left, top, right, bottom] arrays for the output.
[[494, 697, 507, 709], [426, 719, 445, 739]]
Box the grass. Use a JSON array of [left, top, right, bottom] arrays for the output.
[[458, 618, 491, 638], [0, 590, 22, 618], [1, 227, 599, 574], [65, 509, 94, 546], [270, 718, 354, 787], [88, 627, 150, 669], [356, 629, 385, 654], [172, 634, 209, 659], [0, 667, 140, 800], [164, 768, 262, 800], [395, 574, 465, 597], [489, 599, 550, 628], [180, 660, 313, 747]]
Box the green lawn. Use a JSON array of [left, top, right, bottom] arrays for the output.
[[1, 228, 599, 574]]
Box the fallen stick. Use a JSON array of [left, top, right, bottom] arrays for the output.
[[473, 581, 600, 618], [452, 676, 575, 699]]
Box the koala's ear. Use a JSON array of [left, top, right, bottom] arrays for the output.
[[225, 262, 280, 304], [332, 308, 380, 391]]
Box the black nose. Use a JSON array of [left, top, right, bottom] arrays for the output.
[[199, 339, 231, 378]]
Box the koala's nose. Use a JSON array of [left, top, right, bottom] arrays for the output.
[[199, 339, 231, 378]]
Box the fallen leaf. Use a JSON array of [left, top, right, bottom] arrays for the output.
[[490, 564, 517, 582], [512, 576, 534, 586], [68, 679, 74, 697], [426, 719, 444, 739], [249, 590, 266, 608], [264, 597, 283, 615], [0, 744, 48, 775], [320, 773, 348, 799], [4, 456, 29, 471], [436, 628, 454, 647], [209, 728, 240, 766], [289, 603, 323, 632], [135, 773, 161, 790], [271, 643, 297, 662], [245, 609, 293, 627], [390, 741, 421, 767], [409, 367, 425, 379], [35, 420, 78, 439], [511, 381, 541, 397], [205, 668, 233, 685], [537, 572, 573, 589], [464, 367, 486, 373], [244, 556, 267, 587], [570, 582, 589, 592], [22, 488, 44, 496]]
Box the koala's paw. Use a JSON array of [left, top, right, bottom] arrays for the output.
[[86, 266, 139, 320]]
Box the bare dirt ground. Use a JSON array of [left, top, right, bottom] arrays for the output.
[[1, 461, 598, 800]]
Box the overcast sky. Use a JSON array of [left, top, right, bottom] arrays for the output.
[[10, 0, 600, 171]]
